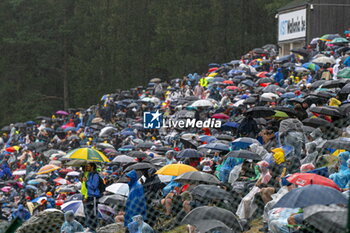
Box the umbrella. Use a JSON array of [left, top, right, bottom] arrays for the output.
[[340, 82, 350, 94], [67, 171, 80, 176], [323, 138, 350, 151], [25, 185, 38, 191], [57, 185, 76, 193], [302, 117, 333, 128], [330, 37, 349, 44], [96, 143, 115, 149], [256, 77, 274, 84], [232, 137, 261, 150], [309, 106, 343, 117], [177, 149, 202, 159], [189, 220, 232, 233], [112, 155, 135, 163], [260, 93, 279, 102], [273, 106, 297, 117], [14, 122, 26, 128], [61, 200, 85, 217], [31, 196, 47, 204], [173, 171, 221, 185], [312, 56, 336, 65], [190, 184, 232, 200], [322, 79, 350, 88], [128, 151, 148, 159], [221, 122, 239, 130], [99, 127, 118, 137], [226, 86, 240, 91], [302, 62, 320, 71], [337, 67, 350, 79], [287, 173, 340, 190], [200, 143, 230, 151], [66, 148, 109, 162], [291, 48, 309, 57], [211, 113, 229, 119], [53, 177, 70, 185], [304, 204, 347, 233], [155, 164, 197, 176], [56, 110, 69, 115], [1, 186, 11, 192], [150, 78, 161, 83], [37, 164, 60, 175], [252, 48, 266, 54], [12, 170, 26, 176], [65, 194, 84, 202], [320, 34, 341, 42], [181, 206, 242, 232], [198, 135, 217, 143], [227, 150, 261, 160], [273, 185, 347, 208], [175, 110, 195, 119], [223, 80, 234, 84], [191, 99, 213, 107], [124, 162, 155, 172], [106, 183, 129, 196], [64, 127, 76, 132], [180, 138, 198, 149], [127, 103, 138, 108], [136, 142, 154, 149], [245, 106, 275, 118], [99, 194, 127, 205], [241, 79, 257, 87], [98, 204, 116, 220]]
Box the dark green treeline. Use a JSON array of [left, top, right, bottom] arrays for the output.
[[0, 0, 290, 126]]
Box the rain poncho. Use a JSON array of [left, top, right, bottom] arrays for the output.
[[274, 68, 284, 84], [11, 204, 30, 221], [60, 210, 84, 233], [124, 170, 147, 226], [329, 151, 350, 188], [127, 215, 154, 233], [219, 157, 243, 182]]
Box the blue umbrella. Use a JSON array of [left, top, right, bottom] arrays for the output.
[[61, 200, 85, 217], [228, 70, 245, 76], [177, 149, 202, 159], [31, 196, 47, 203], [281, 92, 296, 99], [241, 79, 257, 87], [273, 185, 347, 208], [211, 77, 225, 83], [120, 131, 135, 136], [221, 122, 239, 129], [64, 127, 76, 132], [232, 137, 260, 150], [201, 143, 230, 151], [118, 145, 135, 151], [26, 121, 36, 125], [25, 185, 38, 191], [198, 135, 217, 143], [27, 180, 40, 185]]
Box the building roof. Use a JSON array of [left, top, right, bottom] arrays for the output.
[[278, 0, 309, 12]]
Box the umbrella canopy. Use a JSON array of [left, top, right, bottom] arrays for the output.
[[105, 183, 129, 196], [190, 184, 232, 200], [211, 113, 229, 119], [112, 155, 135, 163], [227, 150, 261, 160], [181, 206, 242, 232], [99, 127, 118, 137], [61, 200, 85, 217], [304, 204, 347, 233], [37, 164, 60, 175], [189, 220, 232, 233], [99, 194, 127, 205], [155, 164, 197, 176], [273, 185, 347, 208], [177, 149, 202, 159], [128, 151, 148, 159], [323, 138, 350, 151], [320, 34, 341, 42], [191, 99, 213, 107], [56, 110, 69, 115], [340, 82, 350, 94], [124, 162, 155, 172], [302, 117, 333, 128], [67, 171, 80, 176], [66, 148, 109, 162], [309, 106, 343, 117], [337, 67, 350, 79], [302, 62, 320, 71], [245, 106, 275, 118], [287, 173, 340, 190], [200, 143, 230, 151], [312, 56, 336, 65], [53, 177, 70, 185], [173, 171, 221, 185], [13, 170, 26, 176], [330, 37, 349, 44]]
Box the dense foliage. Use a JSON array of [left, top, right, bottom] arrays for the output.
[[0, 0, 291, 126]]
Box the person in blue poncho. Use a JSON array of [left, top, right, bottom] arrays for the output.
[[0, 162, 12, 180], [274, 68, 284, 85], [329, 151, 350, 189], [11, 204, 30, 222], [61, 210, 84, 233], [219, 157, 243, 183], [124, 170, 147, 227]]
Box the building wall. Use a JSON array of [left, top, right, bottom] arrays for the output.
[[307, 0, 350, 43]]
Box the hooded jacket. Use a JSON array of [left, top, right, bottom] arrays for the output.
[[124, 170, 147, 226], [60, 210, 84, 233]]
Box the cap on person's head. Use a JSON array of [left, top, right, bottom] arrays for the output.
[[46, 192, 52, 197], [202, 165, 212, 172], [25, 196, 31, 200]]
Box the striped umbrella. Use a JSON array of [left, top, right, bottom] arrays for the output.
[[66, 148, 110, 162], [37, 164, 60, 174], [61, 200, 85, 217]]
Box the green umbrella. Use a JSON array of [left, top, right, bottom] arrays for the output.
[[337, 68, 350, 79], [330, 37, 349, 44]]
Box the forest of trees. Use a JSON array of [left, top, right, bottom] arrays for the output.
[[0, 0, 291, 126]]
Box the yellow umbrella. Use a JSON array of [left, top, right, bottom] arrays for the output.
[[155, 164, 197, 176], [37, 164, 60, 174], [67, 148, 109, 162]]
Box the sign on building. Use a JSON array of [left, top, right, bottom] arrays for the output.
[[278, 9, 307, 42]]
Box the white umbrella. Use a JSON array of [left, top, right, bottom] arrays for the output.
[[233, 99, 245, 107], [191, 99, 213, 107], [67, 171, 80, 176], [261, 92, 279, 102], [13, 170, 26, 176], [99, 127, 118, 137], [106, 183, 129, 196], [313, 56, 336, 65], [158, 175, 173, 183], [61, 200, 85, 217], [112, 155, 135, 163]]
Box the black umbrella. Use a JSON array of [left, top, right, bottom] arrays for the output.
[[310, 91, 334, 99], [189, 220, 233, 233], [190, 184, 231, 200], [245, 106, 275, 118], [227, 150, 261, 160], [14, 122, 26, 128], [252, 48, 266, 54], [339, 82, 350, 94], [99, 194, 126, 205], [256, 77, 274, 84], [322, 79, 350, 88], [309, 106, 343, 117], [136, 142, 154, 149], [302, 117, 333, 128], [65, 194, 84, 202], [128, 151, 148, 159], [177, 149, 202, 159], [200, 142, 230, 151], [291, 48, 309, 57], [243, 97, 257, 105], [273, 185, 347, 208], [181, 206, 243, 232], [216, 135, 233, 141], [273, 106, 297, 117], [180, 138, 198, 149], [1, 126, 10, 131], [112, 155, 135, 163], [173, 171, 221, 185], [311, 80, 326, 89], [124, 162, 155, 172], [323, 139, 350, 151]]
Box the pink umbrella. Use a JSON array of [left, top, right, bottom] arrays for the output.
[[53, 177, 70, 185], [211, 113, 229, 120], [1, 186, 11, 192], [56, 110, 69, 115]]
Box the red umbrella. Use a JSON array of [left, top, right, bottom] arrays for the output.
[[53, 177, 70, 185], [208, 67, 218, 73], [59, 168, 74, 174], [5, 147, 16, 153], [226, 86, 240, 91], [211, 113, 229, 120], [257, 72, 268, 78], [287, 173, 340, 191], [223, 80, 234, 84]]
